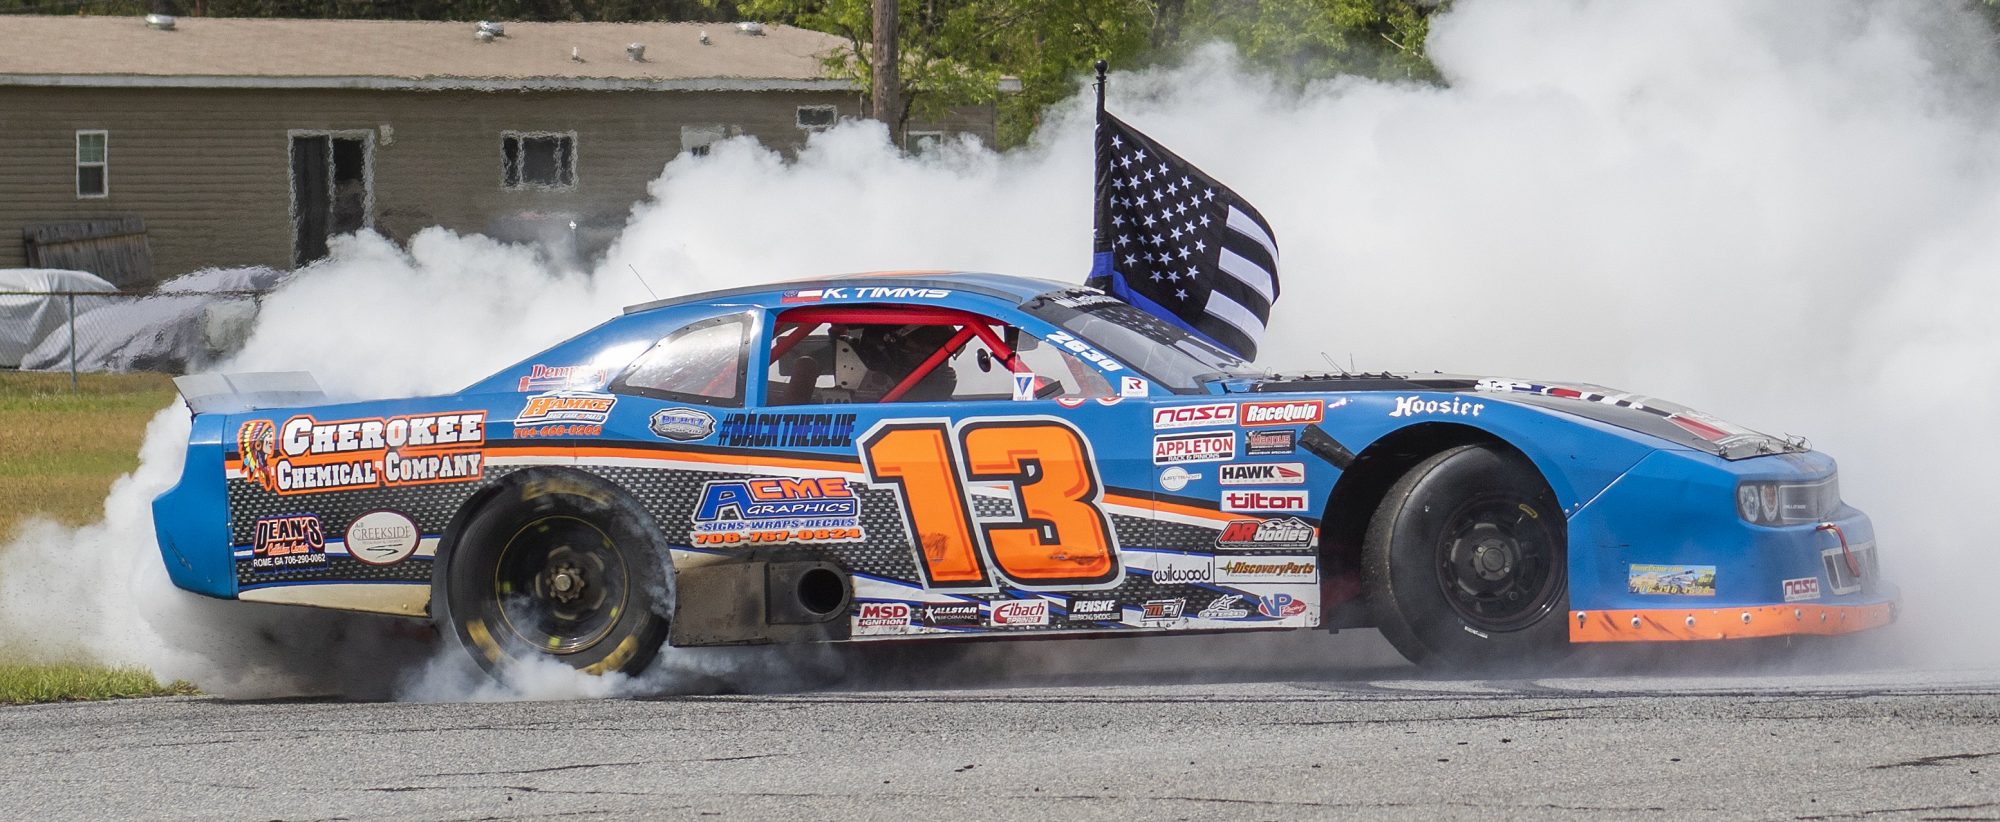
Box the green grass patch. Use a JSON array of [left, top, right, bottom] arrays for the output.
[[0, 664, 197, 705]]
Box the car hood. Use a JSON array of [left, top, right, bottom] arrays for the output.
[[1233, 372, 1803, 461]]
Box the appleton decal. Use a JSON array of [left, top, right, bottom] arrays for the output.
[[782, 286, 952, 303], [719, 412, 857, 448], [1217, 462, 1306, 486], [1158, 466, 1201, 492], [1215, 556, 1318, 584], [989, 599, 1050, 626], [1043, 331, 1126, 372], [1245, 428, 1297, 456], [1153, 403, 1238, 430], [518, 364, 609, 392], [1389, 396, 1485, 419], [344, 510, 420, 566], [1153, 431, 1236, 464], [651, 408, 716, 441], [1782, 577, 1822, 602], [238, 412, 485, 495], [250, 514, 327, 571], [1215, 517, 1317, 551], [1628, 564, 1718, 596], [513, 391, 615, 438], [690, 477, 867, 545], [1240, 399, 1324, 427], [1256, 593, 1308, 619], [1221, 489, 1310, 513]]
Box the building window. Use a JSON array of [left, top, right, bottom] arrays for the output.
[[502, 132, 576, 189], [906, 130, 946, 156], [681, 124, 736, 157], [796, 105, 838, 130], [75, 130, 108, 198]]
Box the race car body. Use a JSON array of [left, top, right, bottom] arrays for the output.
[[152, 272, 1897, 673]]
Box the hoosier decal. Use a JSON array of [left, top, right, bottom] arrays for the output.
[[690, 476, 866, 545], [719, 412, 857, 448], [239, 412, 485, 495]]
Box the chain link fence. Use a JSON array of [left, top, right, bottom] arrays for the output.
[[0, 289, 274, 386]]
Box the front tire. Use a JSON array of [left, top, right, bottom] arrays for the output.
[[1363, 444, 1569, 670], [435, 475, 671, 679]]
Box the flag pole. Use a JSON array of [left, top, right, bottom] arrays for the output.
[[1089, 60, 1110, 291], [1094, 59, 1107, 115]]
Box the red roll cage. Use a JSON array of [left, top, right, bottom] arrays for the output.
[[770, 306, 1027, 404]]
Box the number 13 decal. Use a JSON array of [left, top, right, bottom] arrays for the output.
[[860, 417, 1120, 590]]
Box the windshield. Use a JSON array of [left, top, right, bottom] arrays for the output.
[[1022, 289, 1262, 391]]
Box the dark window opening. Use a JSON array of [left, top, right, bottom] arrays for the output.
[[796, 105, 837, 130], [503, 133, 576, 189]]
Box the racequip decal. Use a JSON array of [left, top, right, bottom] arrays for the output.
[[989, 599, 1050, 626], [1245, 428, 1296, 455], [1240, 399, 1324, 426], [1215, 517, 1317, 551], [1628, 564, 1717, 596], [1782, 577, 1822, 602], [690, 477, 867, 545], [345, 510, 419, 566], [1221, 489, 1310, 513], [239, 412, 485, 495], [651, 408, 716, 441], [1217, 462, 1305, 486], [251, 514, 326, 571], [1153, 431, 1236, 464], [720, 412, 857, 448], [1389, 396, 1486, 419], [513, 391, 615, 438], [1215, 556, 1318, 584], [518, 364, 609, 392], [1153, 403, 1238, 430]]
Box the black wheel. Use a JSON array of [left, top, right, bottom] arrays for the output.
[[435, 474, 672, 679], [1363, 444, 1569, 669]]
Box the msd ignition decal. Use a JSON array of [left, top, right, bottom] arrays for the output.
[[1240, 399, 1326, 426], [855, 602, 913, 630], [238, 412, 485, 495], [690, 477, 867, 546], [1216, 556, 1318, 584], [989, 599, 1050, 626], [1215, 517, 1317, 551], [1154, 403, 1237, 430], [1245, 428, 1296, 456], [782, 286, 951, 303], [518, 364, 608, 392], [512, 391, 615, 438], [720, 412, 857, 448], [1221, 489, 1309, 513], [1043, 331, 1125, 372], [650, 408, 716, 441], [250, 514, 326, 571], [1154, 431, 1235, 464], [1257, 593, 1308, 619], [1389, 396, 1485, 418], [1218, 462, 1305, 485]]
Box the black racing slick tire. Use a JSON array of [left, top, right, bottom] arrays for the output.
[[435, 473, 672, 680], [1363, 444, 1570, 670]]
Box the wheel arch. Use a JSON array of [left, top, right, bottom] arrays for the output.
[[429, 467, 674, 617]]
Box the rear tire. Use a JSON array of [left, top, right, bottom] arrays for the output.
[[435, 474, 671, 680], [1363, 444, 1569, 670]]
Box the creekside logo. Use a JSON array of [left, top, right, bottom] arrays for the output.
[[856, 602, 912, 628], [1241, 400, 1324, 426], [1215, 517, 1318, 551], [1218, 462, 1306, 486], [345, 510, 419, 566], [989, 600, 1050, 626], [1153, 431, 1236, 464], [1782, 577, 1822, 602], [1150, 553, 1214, 584], [1153, 403, 1238, 430], [1221, 490, 1310, 513], [1389, 395, 1486, 418]]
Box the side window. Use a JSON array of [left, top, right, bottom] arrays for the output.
[[502, 131, 577, 189], [612, 313, 750, 406], [766, 313, 1113, 406], [76, 130, 108, 198]]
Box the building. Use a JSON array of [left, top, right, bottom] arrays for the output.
[[0, 16, 993, 285]]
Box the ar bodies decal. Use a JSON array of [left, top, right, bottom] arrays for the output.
[[238, 412, 485, 495], [860, 416, 1122, 592]]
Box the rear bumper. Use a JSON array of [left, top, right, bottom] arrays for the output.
[[1570, 597, 1896, 642]]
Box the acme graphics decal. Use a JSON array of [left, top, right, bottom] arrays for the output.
[[238, 412, 485, 495]]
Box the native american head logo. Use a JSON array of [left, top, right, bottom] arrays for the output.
[[237, 419, 277, 489]]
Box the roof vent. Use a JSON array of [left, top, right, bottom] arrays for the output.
[[571, 46, 583, 62], [736, 21, 766, 35], [144, 13, 175, 30], [477, 21, 505, 37], [476, 29, 495, 43], [626, 42, 647, 62], [699, 30, 711, 45]]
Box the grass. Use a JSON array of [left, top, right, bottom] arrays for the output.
[[0, 371, 194, 705]]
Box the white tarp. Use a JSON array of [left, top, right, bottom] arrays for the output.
[[0, 269, 117, 368], [19, 266, 287, 374]]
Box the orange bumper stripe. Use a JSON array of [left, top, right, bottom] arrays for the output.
[[1569, 602, 1896, 643]]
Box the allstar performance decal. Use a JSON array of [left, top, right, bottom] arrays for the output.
[[237, 412, 485, 495]]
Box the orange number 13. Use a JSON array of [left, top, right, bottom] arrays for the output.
[[860, 419, 1119, 589]]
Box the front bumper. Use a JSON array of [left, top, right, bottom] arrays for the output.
[[1570, 600, 1896, 642]]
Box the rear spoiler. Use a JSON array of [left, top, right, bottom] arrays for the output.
[[173, 372, 325, 416]]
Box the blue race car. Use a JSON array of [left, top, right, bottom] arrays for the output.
[[153, 272, 1896, 674]]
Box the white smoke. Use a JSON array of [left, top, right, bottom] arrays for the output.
[[2, 0, 1996, 697]]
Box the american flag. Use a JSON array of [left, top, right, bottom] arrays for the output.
[[1086, 110, 1279, 360]]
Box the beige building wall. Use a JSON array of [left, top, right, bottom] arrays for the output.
[[0, 85, 864, 278]]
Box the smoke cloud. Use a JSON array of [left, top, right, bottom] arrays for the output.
[[3, 0, 1996, 697]]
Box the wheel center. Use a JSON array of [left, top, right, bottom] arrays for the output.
[[546, 562, 586, 604], [1470, 539, 1515, 580]]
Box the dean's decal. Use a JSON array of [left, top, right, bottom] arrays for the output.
[[250, 514, 327, 571], [650, 408, 716, 441], [1628, 564, 1717, 596], [719, 412, 856, 448], [238, 413, 485, 495], [690, 477, 866, 545]]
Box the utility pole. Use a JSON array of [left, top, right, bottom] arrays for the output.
[[871, 0, 900, 145]]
